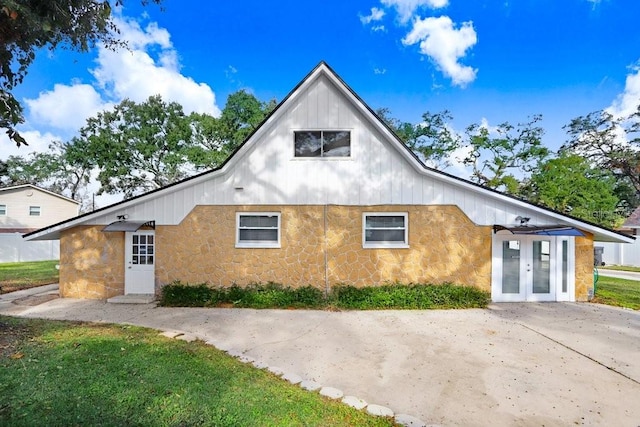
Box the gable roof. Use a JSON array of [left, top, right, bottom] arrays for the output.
[[24, 61, 633, 244], [0, 184, 80, 205]]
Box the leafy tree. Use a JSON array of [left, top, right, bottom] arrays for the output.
[[0, 0, 162, 146], [77, 95, 193, 198], [189, 90, 276, 169], [377, 108, 461, 169], [0, 140, 94, 210], [525, 152, 621, 227], [563, 106, 640, 195], [462, 115, 549, 194]]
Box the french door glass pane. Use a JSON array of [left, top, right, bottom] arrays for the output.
[[562, 240, 568, 293], [532, 240, 551, 293], [502, 240, 520, 293]]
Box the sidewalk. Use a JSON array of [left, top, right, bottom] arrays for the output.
[[1, 286, 639, 426]]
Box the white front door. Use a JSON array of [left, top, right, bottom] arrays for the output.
[[124, 231, 155, 294], [492, 235, 574, 302]]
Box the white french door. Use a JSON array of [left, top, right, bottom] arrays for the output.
[[124, 231, 155, 294], [492, 235, 575, 302]]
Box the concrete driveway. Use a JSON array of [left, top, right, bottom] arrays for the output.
[[1, 289, 639, 426]]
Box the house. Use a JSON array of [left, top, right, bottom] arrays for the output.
[[24, 62, 633, 301], [0, 184, 80, 263], [598, 206, 640, 266]]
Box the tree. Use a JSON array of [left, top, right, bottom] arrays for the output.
[[563, 106, 640, 195], [189, 90, 276, 168], [0, 0, 162, 146], [525, 152, 621, 227], [77, 95, 193, 198], [462, 115, 549, 194], [376, 108, 461, 169], [0, 140, 94, 210]]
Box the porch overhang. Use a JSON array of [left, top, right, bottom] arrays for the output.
[[493, 224, 586, 237], [102, 220, 155, 232]]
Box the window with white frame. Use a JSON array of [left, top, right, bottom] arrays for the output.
[[29, 206, 41, 216], [236, 213, 281, 248], [363, 213, 409, 248], [0, 204, 6, 215], [294, 130, 351, 157]]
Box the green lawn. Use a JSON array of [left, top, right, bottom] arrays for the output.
[[599, 265, 640, 273], [0, 316, 394, 426], [0, 260, 59, 293], [593, 276, 640, 310]]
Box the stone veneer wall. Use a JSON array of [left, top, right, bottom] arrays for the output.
[[59, 226, 125, 299], [574, 232, 594, 301], [156, 205, 493, 292]]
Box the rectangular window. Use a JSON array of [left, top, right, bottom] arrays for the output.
[[236, 213, 281, 248], [363, 213, 408, 248], [561, 240, 568, 293], [132, 234, 155, 265], [29, 206, 41, 216], [294, 130, 350, 157], [0, 204, 6, 215]]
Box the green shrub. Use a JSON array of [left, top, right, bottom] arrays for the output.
[[159, 281, 214, 307], [331, 283, 489, 310], [158, 281, 489, 310]]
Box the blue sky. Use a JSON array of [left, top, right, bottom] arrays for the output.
[[4, 0, 640, 203]]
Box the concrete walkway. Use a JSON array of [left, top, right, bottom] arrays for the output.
[[1, 287, 639, 426]]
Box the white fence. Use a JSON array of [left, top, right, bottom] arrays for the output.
[[597, 240, 640, 267], [0, 233, 59, 263]]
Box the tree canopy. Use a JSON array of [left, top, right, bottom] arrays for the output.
[[0, 0, 162, 146], [525, 152, 621, 227]]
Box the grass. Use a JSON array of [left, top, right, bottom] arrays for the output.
[[159, 281, 491, 310], [598, 265, 640, 273], [0, 315, 395, 427], [0, 260, 59, 294], [592, 276, 640, 310]]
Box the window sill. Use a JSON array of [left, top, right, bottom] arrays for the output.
[[363, 244, 410, 249], [236, 243, 281, 249]]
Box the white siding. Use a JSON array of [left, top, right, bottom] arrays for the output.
[[27, 64, 631, 244], [0, 187, 79, 229], [0, 233, 59, 262]]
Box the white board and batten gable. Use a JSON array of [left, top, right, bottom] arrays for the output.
[[25, 62, 633, 244], [0, 184, 80, 232]]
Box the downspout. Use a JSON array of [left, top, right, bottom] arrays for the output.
[[324, 204, 329, 297]]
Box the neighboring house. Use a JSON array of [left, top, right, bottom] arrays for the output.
[[1, 184, 80, 263], [25, 62, 633, 301], [598, 206, 640, 266]]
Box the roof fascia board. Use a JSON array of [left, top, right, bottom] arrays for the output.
[[0, 184, 80, 205]]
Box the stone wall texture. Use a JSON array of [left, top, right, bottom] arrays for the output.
[[153, 205, 493, 292], [59, 226, 125, 299], [575, 232, 594, 302], [57, 204, 593, 301]]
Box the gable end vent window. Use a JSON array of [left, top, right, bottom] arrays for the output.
[[236, 213, 281, 248], [0, 204, 6, 215], [363, 213, 409, 248], [294, 130, 350, 157], [29, 206, 41, 216]]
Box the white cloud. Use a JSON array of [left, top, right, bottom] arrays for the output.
[[381, 0, 449, 24], [25, 83, 108, 132], [360, 7, 386, 24], [402, 16, 478, 87], [22, 15, 221, 138], [371, 25, 386, 32], [91, 17, 220, 117], [374, 68, 387, 75], [0, 130, 62, 161], [606, 65, 640, 119]]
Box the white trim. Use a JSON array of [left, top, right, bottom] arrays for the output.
[[236, 212, 281, 249], [21, 63, 635, 245], [362, 212, 409, 249], [555, 237, 576, 302], [0, 184, 80, 205]]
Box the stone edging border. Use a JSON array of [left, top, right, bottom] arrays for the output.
[[159, 330, 432, 427]]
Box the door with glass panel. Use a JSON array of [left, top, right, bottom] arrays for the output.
[[493, 235, 556, 302], [124, 231, 155, 294]]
